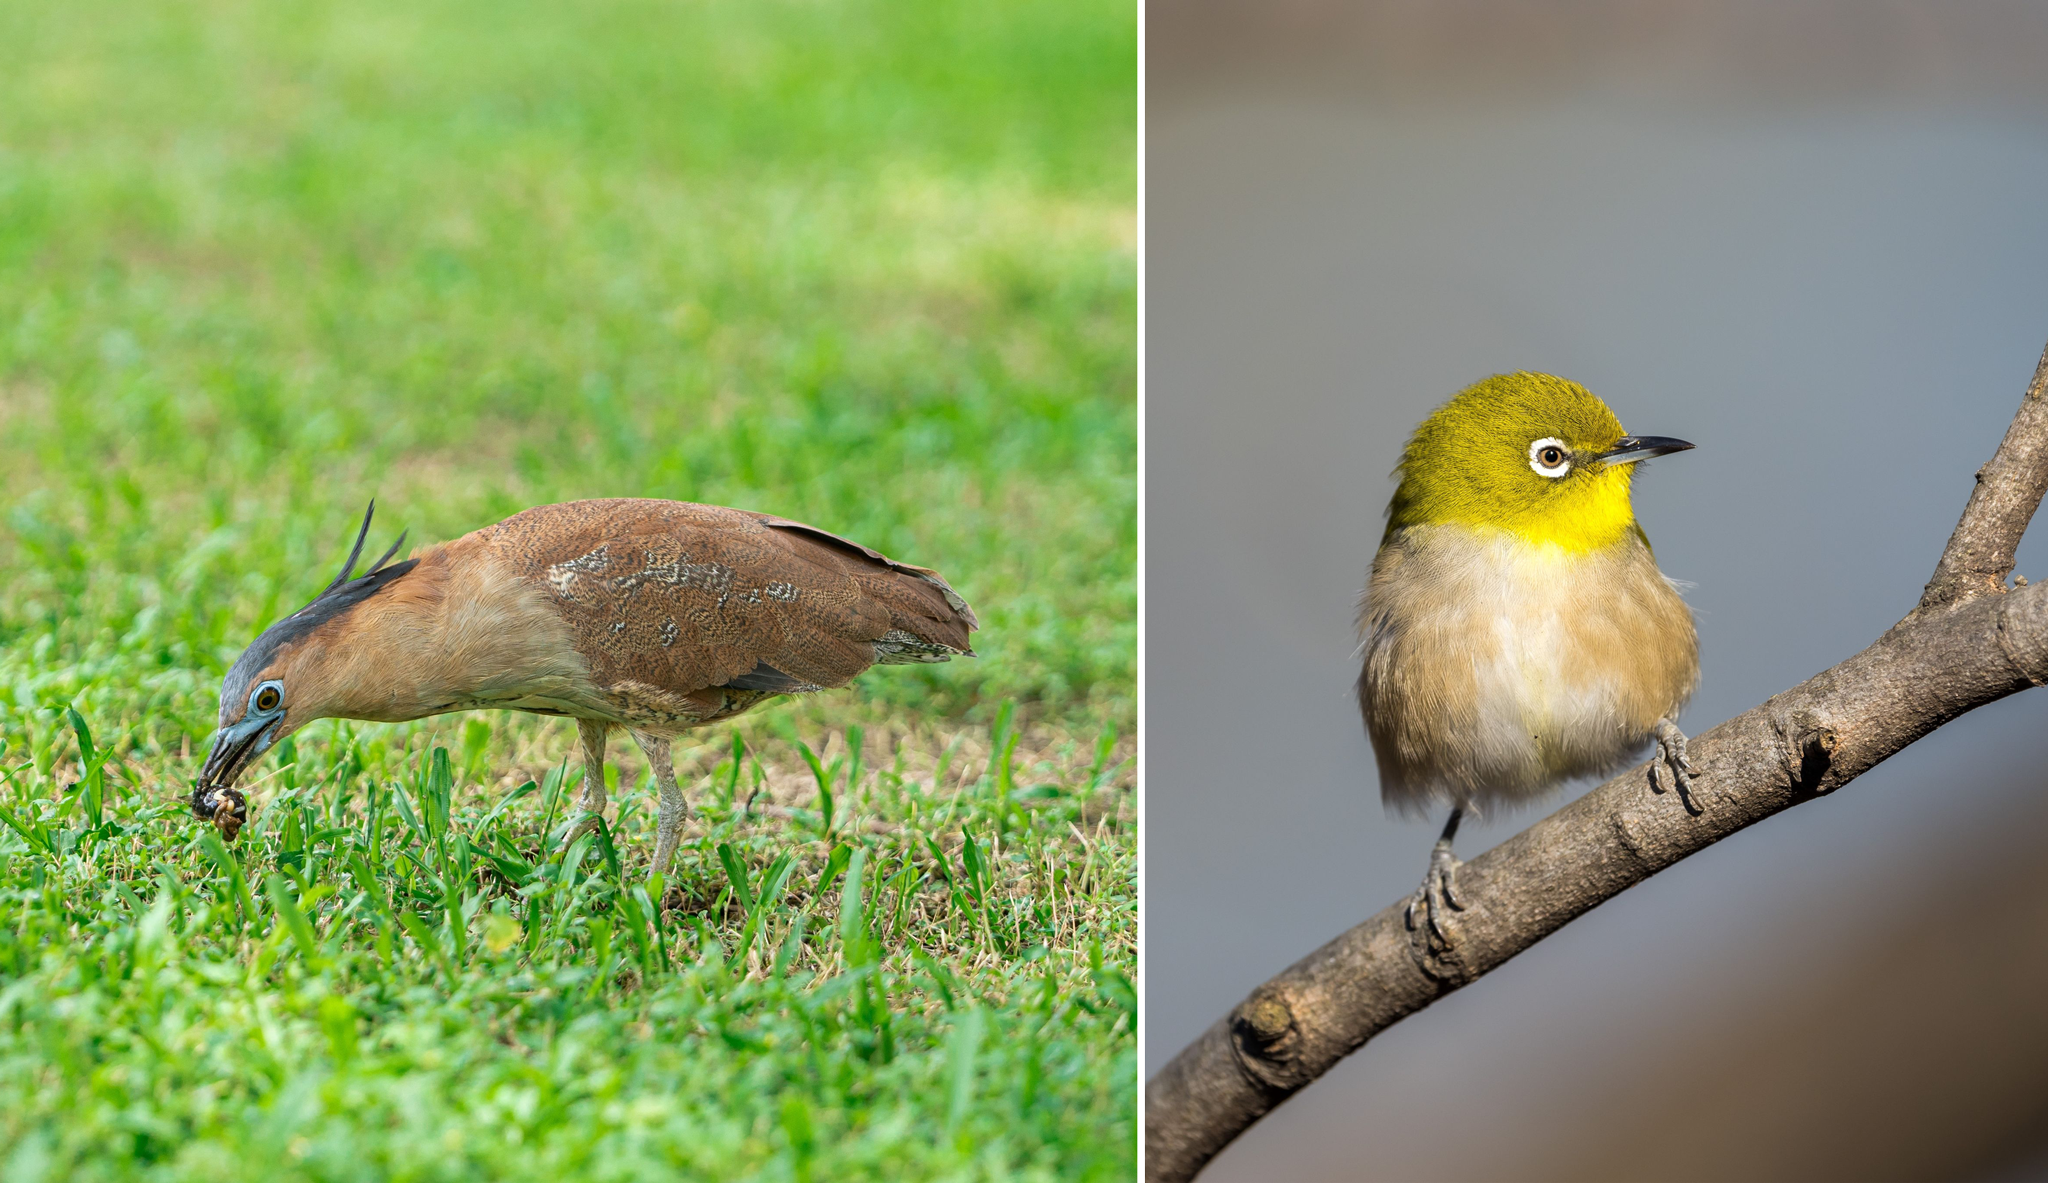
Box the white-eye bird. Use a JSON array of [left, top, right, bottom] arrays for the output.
[[1356, 372, 1699, 945]]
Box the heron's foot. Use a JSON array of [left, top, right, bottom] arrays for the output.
[[1651, 718, 1696, 806], [648, 793, 692, 882], [1403, 839, 1466, 950], [649, 830, 681, 882], [563, 810, 605, 845]]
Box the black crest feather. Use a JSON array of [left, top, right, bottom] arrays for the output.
[[221, 501, 420, 708], [323, 501, 411, 592]]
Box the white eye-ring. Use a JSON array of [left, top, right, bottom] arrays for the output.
[[1528, 437, 1572, 478]]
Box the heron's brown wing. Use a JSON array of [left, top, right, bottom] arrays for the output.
[[475, 499, 975, 700]]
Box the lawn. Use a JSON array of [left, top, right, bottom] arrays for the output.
[[0, 0, 1136, 1178]]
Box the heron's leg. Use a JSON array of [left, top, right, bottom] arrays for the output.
[[566, 719, 610, 841], [633, 730, 690, 879], [1404, 807, 1466, 950]]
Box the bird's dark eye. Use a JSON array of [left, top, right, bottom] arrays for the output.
[[1528, 437, 1572, 477], [255, 686, 281, 713]]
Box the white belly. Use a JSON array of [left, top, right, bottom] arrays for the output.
[[1358, 524, 1698, 814]]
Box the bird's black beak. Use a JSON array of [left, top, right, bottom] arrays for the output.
[[1599, 435, 1694, 465], [193, 714, 275, 841]]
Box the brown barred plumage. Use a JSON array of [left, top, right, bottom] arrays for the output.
[[195, 499, 976, 873]]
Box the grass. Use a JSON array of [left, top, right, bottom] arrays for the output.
[[0, 0, 1135, 1177]]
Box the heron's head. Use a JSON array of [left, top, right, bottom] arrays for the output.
[[195, 504, 415, 838]]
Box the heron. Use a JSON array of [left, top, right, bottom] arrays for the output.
[[194, 498, 976, 876]]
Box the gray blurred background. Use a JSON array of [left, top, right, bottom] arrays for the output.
[[1145, 3, 2048, 1180]]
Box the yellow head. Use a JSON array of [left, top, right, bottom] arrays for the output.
[[1384, 372, 1693, 552]]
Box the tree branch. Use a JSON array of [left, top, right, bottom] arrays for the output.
[[1920, 340, 2048, 612], [1145, 344, 2048, 1183]]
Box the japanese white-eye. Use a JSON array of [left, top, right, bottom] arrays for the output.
[[1356, 371, 1699, 948]]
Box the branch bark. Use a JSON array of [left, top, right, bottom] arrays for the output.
[[1145, 344, 2048, 1183], [1920, 341, 2048, 612]]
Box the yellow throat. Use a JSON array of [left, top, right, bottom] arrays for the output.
[[1384, 372, 1661, 554]]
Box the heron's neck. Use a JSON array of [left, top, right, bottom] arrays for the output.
[[298, 541, 592, 723]]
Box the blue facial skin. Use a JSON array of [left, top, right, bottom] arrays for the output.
[[192, 501, 420, 839], [193, 678, 286, 836]]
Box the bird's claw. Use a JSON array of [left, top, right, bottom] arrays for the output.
[[1404, 841, 1465, 948], [1651, 718, 1696, 805]]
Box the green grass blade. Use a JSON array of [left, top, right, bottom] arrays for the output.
[[798, 740, 834, 837], [837, 847, 868, 964], [815, 843, 852, 897], [0, 804, 53, 856], [945, 1006, 987, 1139], [263, 873, 321, 965], [716, 843, 756, 912]]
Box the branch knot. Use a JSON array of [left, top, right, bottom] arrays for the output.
[[1231, 987, 1304, 1089], [1613, 809, 1654, 866], [1997, 581, 2048, 686], [1773, 708, 1839, 795]]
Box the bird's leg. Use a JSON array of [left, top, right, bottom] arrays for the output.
[[566, 718, 610, 842], [1650, 717, 1697, 807], [1404, 807, 1466, 948], [634, 730, 690, 879]]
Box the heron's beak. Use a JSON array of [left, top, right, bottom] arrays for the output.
[[193, 713, 276, 840], [1599, 435, 1695, 465]]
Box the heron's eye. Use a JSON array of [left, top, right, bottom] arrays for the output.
[[253, 685, 282, 713], [1528, 437, 1572, 478]]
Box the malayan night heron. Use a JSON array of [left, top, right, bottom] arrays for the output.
[[194, 499, 977, 875]]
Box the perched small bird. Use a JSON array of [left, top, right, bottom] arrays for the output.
[[195, 499, 976, 875], [1356, 373, 1698, 944]]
